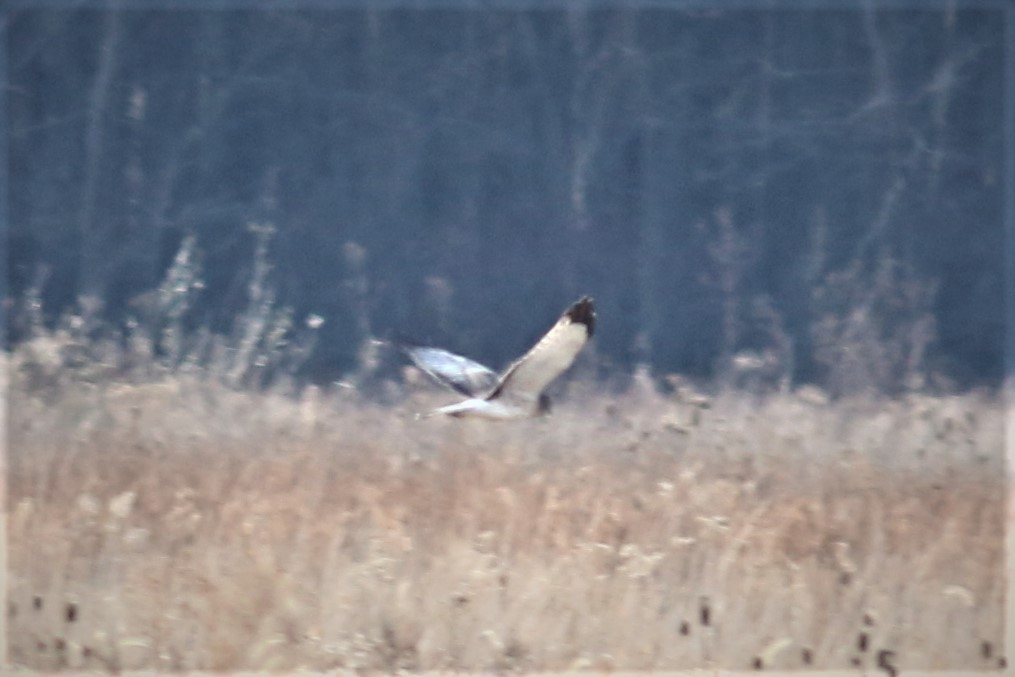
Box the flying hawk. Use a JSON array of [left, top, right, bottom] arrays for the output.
[[405, 296, 596, 419]]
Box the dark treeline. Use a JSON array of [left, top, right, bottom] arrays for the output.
[[5, 6, 1006, 392]]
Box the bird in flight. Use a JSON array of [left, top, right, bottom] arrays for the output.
[[405, 296, 596, 419]]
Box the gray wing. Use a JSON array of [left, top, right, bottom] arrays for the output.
[[488, 296, 595, 402], [404, 346, 499, 397]]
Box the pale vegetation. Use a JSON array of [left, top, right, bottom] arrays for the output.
[[5, 333, 1005, 671]]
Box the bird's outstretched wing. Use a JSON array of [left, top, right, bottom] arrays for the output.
[[488, 296, 595, 403], [404, 345, 500, 397]]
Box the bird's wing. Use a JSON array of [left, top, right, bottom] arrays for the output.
[[404, 345, 500, 397], [488, 296, 595, 402], [423, 398, 528, 420]]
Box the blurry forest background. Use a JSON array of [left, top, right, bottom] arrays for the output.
[[4, 5, 1008, 394]]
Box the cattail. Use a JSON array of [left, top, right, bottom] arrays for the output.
[[65, 602, 78, 623], [699, 596, 711, 627], [858, 632, 868, 652], [876, 649, 897, 677]]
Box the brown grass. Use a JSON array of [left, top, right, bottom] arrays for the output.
[[5, 360, 1006, 671]]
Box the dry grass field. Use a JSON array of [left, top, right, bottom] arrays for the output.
[[5, 350, 1007, 671]]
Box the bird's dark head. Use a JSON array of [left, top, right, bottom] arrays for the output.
[[537, 393, 552, 416], [566, 296, 595, 338]]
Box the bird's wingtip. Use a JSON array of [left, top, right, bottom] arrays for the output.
[[566, 296, 596, 338]]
